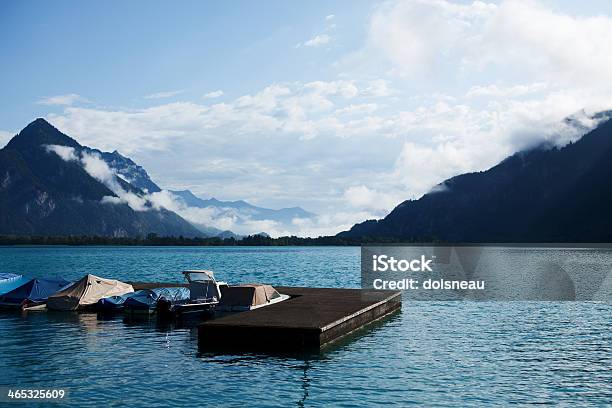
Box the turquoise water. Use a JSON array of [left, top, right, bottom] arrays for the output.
[[0, 246, 610, 407]]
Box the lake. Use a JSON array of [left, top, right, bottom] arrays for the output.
[[0, 246, 610, 407]]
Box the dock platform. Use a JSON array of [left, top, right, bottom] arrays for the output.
[[198, 287, 401, 352]]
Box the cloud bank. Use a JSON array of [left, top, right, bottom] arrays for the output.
[[41, 0, 612, 236], [46, 144, 355, 237]]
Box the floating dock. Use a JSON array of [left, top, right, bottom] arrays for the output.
[[198, 287, 401, 352]]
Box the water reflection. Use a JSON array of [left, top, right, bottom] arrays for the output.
[[195, 310, 401, 407], [296, 358, 312, 408]]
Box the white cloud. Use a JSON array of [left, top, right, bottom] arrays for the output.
[[144, 90, 183, 99], [480, 0, 612, 90], [46, 80, 378, 153], [44, 145, 78, 162], [80, 151, 116, 183], [335, 103, 378, 116], [304, 34, 331, 47], [203, 90, 224, 99], [303, 80, 358, 98], [80, 151, 150, 211], [37, 94, 89, 106], [343, 185, 400, 212], [0, 130, 14, 148], [392, 141, 475, 197], [296, 14, 337, 49], [361, 0, 612, 101], [466, 83, 547, 98], [45, 145, 149, 211], [361, 79, 396, 97], [145, 190, 359, 238], [287, 211, 379, 237]]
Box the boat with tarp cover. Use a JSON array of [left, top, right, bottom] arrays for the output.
[[157, 270, 223, 318], [216, 284, 290, 313], [124, 287, 190, 315], [47, 274, 134, 311], [97, 292, 134, 312], [0, 277, 72, 310]]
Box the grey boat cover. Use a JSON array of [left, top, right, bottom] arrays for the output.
[[219, 284, 280, 308], [47, 274, 133, 311]]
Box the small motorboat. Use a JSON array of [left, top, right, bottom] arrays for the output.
[[0, 277, 72, 310], [215, 284, 290, 313], [157, 270, 223, 318], [97, 293, 134, 313], [124, 287, 190, 315], [47, 274, 134, 311]]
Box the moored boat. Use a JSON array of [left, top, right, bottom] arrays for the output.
[[97, 293, 134, 312], [47, 274, 134, 311], [215, 284, 290, 313], [124, 287, 190, 315], [0, 277, 72, 310], [157, 270, 223, 318]]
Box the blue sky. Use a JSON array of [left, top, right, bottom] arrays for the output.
[[2, 0, 612, 236], [1, 0, 372, 127]]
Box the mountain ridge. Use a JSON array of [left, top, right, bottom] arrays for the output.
[[0, 119, 202, 238], [339, 111, 612, 242], [86, 144, 316, 234], [169, 189, 315, 223]]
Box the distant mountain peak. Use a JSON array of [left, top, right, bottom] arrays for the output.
[[169, 189, 316, 235], [6, 118, 80, 151], [23, 118, 62, 137], [0, 119, 203, 238], [94, 149, 161, 193], [30, 117, 52, 127]]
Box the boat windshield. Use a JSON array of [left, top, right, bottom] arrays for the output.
[[183, 270, 215, 283]]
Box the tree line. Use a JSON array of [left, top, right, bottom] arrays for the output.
[[0, 233, 409, 246]]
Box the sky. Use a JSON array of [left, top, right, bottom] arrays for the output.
[[2, 0, 612, 236]]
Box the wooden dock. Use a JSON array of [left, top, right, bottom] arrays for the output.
[[198, 287, 401, 352]]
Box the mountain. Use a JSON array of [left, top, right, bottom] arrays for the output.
[[170, 189, 315, 224], [84, 145, 314, 236], [93, 149, 162, 193], [339, 111, 612, 242], [0, 119, 202, 238]]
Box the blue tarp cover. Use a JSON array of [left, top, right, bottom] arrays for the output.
[[0, 277, 72, 304], [124, 287, 190, 309], [97, 293, 133, 310]]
